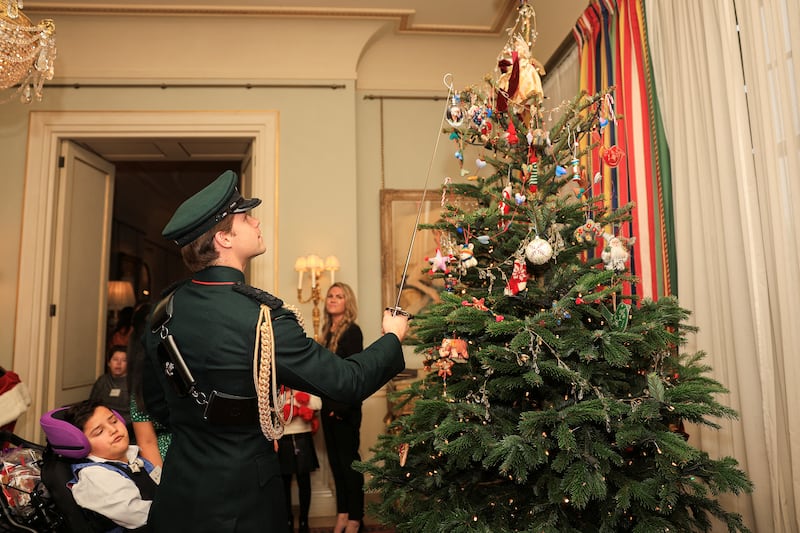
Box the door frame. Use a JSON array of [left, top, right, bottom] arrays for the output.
[[14, 110, 279, 441]]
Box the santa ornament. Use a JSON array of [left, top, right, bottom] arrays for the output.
[[601, 232, 636, 272]]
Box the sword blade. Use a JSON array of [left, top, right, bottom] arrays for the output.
[[390, 77, 456, 316]]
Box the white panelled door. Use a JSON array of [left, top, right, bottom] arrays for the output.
[[47, 140, 115, 409]]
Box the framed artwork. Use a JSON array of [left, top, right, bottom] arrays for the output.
[[380, 189, 447, 317]]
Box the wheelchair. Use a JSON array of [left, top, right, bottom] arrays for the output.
[[0, 431, 63, 532], [2, 407, 142, 533]]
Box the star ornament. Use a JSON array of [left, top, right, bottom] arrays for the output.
[[426, 248, 451, 274]]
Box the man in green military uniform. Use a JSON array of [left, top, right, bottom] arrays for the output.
[[142, 170, 409, 532]]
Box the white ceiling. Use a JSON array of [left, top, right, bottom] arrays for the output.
[[28, 1, 549, 36]]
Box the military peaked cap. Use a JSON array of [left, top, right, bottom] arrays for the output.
[[162, 170, 261, 246]]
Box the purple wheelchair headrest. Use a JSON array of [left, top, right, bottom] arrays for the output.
[[39, 406, 125, 459]]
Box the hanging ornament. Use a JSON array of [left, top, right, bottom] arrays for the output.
[[445, 95, 465, 127], [506, 120, 519, 144], [498, 185, 512, 215], [439, 338, 469, 362], [571, 157, 581, 182], [457, 243, 477, 272], [425, 248, 452, 274], [551, 300, 572, 325], [530, 128, 550, 153], [497, 185, 513, 231], [480, 119, 493, 139], [435, 358, 454, 378], [601, 145, 625, 167], [525, 236, 553, 265], [475, 157, 487, 169], [496, 35, 545, 110], [504, 259, 528, 296], [468, 104, 483, 127], [462, 297, 504, 322], [574, 219, 602, 243], [398, 443, 409, 467], [547, 223, 566, 255], [476, 235, 490, 245], [601, 233, 636, 272], [612, 303, 631, 330], [527, 152, 539, 193]]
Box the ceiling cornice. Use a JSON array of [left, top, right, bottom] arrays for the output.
[[24, 1, 517, 36]]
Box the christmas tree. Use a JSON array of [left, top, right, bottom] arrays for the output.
[[359, 4, 752, 532]]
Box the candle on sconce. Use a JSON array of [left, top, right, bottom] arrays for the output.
[[307, 254, 322, 289], [294, 256, 307, 290], [325, 255, 340, 285]]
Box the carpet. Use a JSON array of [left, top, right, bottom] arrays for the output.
[[309, 527, 395, 533]]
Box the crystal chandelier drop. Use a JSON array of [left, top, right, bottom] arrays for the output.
[[0, 0, 56, 103]]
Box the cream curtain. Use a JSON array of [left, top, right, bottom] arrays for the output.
[[542, 46, 580, 126], [646, 0, 800, 531]]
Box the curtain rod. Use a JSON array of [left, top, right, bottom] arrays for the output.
[[363, 94, 446, 101], [44, 82, 347, 90]]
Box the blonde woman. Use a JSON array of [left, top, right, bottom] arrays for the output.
[[320, 282, 365, 533]]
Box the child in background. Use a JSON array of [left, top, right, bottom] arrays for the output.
[[89, 345, 131, 430], [61, 400, 159, 531], [276, 388, 321, 533]]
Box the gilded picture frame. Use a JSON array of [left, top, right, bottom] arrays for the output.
[[380, 189, 446, 317]]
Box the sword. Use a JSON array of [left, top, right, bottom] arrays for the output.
[[385, 75, 456, 319]]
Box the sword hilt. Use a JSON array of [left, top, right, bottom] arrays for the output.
[[385, 306, 413, 319]]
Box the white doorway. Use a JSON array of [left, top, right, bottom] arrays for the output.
[[14, 110, 279, 442]]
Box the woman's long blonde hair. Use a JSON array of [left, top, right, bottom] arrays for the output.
[[320, 282, 358, 353]]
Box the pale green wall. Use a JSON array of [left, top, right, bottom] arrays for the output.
[[0, 82, 364, 369], [0, 2, 589, 375], [355, 94, 464, 362], [0, 83, 466, 370]]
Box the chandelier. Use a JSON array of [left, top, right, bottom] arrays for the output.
[[0, 0, 56, 103]]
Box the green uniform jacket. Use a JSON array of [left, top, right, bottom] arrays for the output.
[[142, 266, 404, 532]]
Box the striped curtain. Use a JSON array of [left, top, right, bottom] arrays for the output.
[[573, 0, 675, 299]]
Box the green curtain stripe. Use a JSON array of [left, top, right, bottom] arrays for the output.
[[639, 0, 678, 297]]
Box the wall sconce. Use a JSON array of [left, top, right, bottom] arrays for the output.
[[295, 254, 340, 340]]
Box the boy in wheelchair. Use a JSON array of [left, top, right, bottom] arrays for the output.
[[39, 400, 160, 532]]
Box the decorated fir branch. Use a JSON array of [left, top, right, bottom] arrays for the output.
[[359, 3, 752, 532]]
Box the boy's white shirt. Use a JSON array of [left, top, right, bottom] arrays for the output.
[[71, 445, 161, 530]]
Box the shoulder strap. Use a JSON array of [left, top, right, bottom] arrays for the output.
[[232, 283, 284, 309], [150, 289, 178, 335]]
